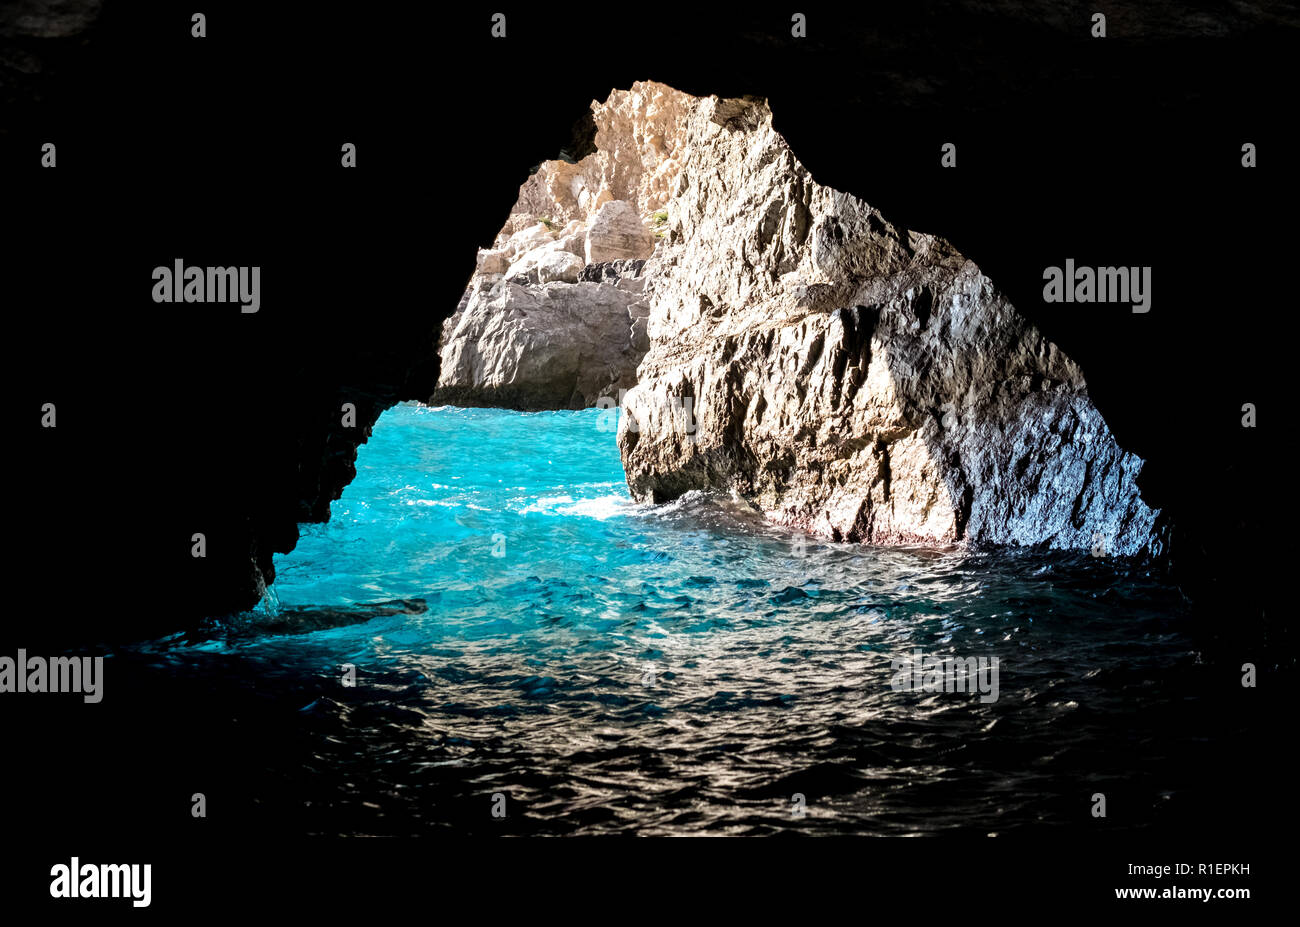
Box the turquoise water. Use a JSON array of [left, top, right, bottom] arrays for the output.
[[269, 401, 942, 639], [272, 402, 649, 614], [131, 401, 1248, 835]]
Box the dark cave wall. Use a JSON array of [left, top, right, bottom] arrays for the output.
[[3, 3, 1286, 646]]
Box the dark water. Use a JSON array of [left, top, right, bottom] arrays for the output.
[[113, 403, 1262, 835]]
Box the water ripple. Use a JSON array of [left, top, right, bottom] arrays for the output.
[[124, 403, 1229, 835]]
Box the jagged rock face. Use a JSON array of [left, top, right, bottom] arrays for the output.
[[434, 85, 678, 413], [536, 250, 585, 284], [617, 86, 1160, 556], [585, 199, 656, 263], [513, 84, 691, 228], [434, 187, 653, 408], [438, 79, 1158, 554], [432, 266, 646, 411]]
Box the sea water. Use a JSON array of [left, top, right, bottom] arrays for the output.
[[126, 401, 1249, 835]]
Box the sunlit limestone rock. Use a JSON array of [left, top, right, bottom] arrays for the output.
[[504, 221, 555, 258], [616, 85, 1160, 556], [536, 250, 584, 284], [555, 231, 586, 258], [439, 79, 1156, 555], [475, 247, 509, 275], [585, 200, 655, 263], [433, 273, 643, 411], [513, 83, 692, 227], [434, 84, 691, 412]]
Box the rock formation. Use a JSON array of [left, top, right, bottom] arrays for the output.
[[7, 7, 1281, 642], [432, 191, 653, 410], [433, 261, 647, 411], [610, 84, 1159, 555], [432, 87, 673, 409], [584, 200, 656, 263], [437, 80, 1159, 555]]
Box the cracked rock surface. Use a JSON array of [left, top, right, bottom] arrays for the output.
[[615, 84, 1159, 556]]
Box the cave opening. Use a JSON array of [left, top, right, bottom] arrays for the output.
[[203, 79, 1203, 835], [263, 77, 1167, 624], [6, 6, 1281, 851]]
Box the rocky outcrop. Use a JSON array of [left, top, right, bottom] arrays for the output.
[[511, 84, 691, 228], [612, 85, 1160, 556], [536, 250, 585, 284], [585, 200, 656, 263], [432, 86, 702, 412], [434, 204, 653, 410], [433, 87, 676, 410], [437, 80, 1158, 554], [432, 264, 646, 411]]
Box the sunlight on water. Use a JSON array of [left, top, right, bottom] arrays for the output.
[[130, 401, 1214, 835], [271, 402, 642, 611]]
